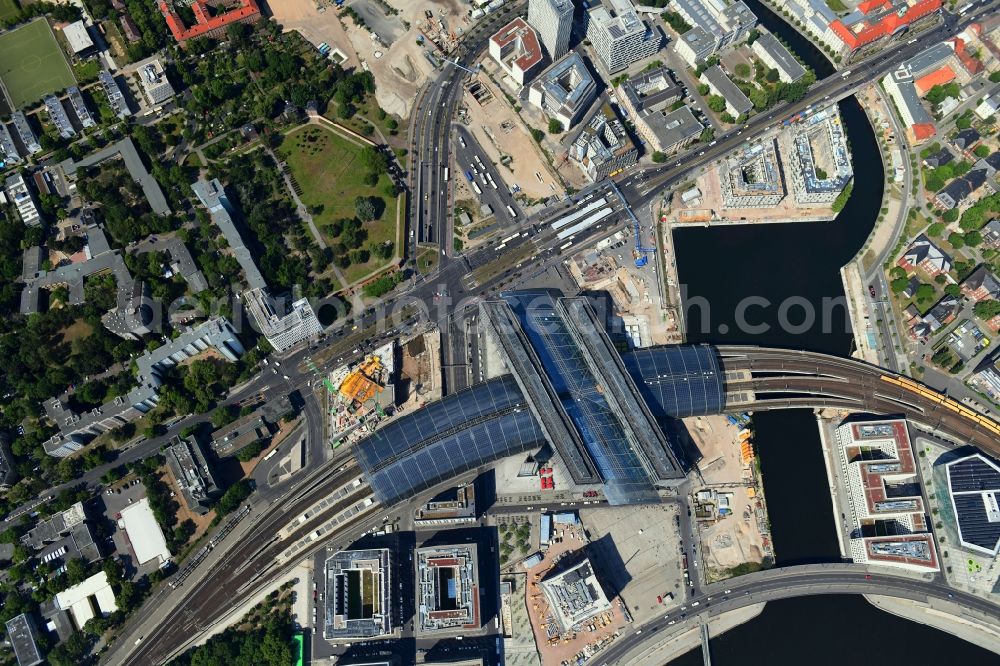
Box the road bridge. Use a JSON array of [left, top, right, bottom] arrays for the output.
[[596, 562, 1000, 665]]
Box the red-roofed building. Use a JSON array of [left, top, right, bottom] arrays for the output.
[[158, 0, 260, 44], [946, 36, 984, 75], [829, 0, 942, 53], [912, 123, 936, 142], [914, 65, 955, 96], [488, 18, 543, 86]]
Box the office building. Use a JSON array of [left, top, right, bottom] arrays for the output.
[[617, 67, 701, 153], [720, 138, 785, 207], [5, 173, 42, 226], [211, 412, 271, 457], [783, 105, 853, 205], [0, 122, 22, 165], [5, 614, 43, 666], [416, 544, 480, 634], [166, 436, 222, 515], [414, 485, 477, 526], [835, 419, 938, 572], [700, 65, 752, 117], [244, 287, 323, 353], [527, 0, 574, 60], [636, 106, 705, 154], [118, 497, 171, 565], [751, 33, 806, 82], [672, 0, 757, 66], [98, 70, 132, 119], [528, 52, 597, 129], [570, 104, 638, 182], [67, 87, 96, 129], [138, 59, 175, 106], [946, 453, 1000, 556], [585, 0, 663, 73], [489, 18, 544, 85], [539, 557, 612, 633], [159, 0, 261, 44], [324, 549, 392, 639], [12, 111, 40, 155], [21, 501, 101, 564]]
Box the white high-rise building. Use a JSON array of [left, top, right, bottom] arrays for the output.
[[586, 0, 663, 73], [527, 0, 574, 60]]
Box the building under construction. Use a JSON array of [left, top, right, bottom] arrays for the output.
[[339, 356, 386, 410]]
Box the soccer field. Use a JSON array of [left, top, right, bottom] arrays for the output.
[[0, 18, 76, 109]]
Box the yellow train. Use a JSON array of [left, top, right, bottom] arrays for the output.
[[880, 374, 1000, 437]]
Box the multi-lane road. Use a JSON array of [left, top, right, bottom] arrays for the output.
[[596, 563, 1000, 666], [98, 2, 1000, 663]]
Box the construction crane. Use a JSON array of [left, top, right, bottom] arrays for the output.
[[610, 181, 656, 267]]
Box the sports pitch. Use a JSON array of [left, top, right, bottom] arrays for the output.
[[0, 18, 76, 110]]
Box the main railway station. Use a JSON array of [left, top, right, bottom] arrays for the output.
[[354, 289, 1000, 509]]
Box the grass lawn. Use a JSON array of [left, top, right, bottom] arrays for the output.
[[0, 18, 76, 109], [0, 0, 19, 23], [416, 247, 439, 275], [279, 124, 399, 285]]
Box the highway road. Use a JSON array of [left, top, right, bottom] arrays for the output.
[[97, 2, 1000, 662], [409, 0, 527, 264]]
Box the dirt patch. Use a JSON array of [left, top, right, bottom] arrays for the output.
[[460, 67, 563, 201], [60, 318, 94, 345], [681, 414, 773, 581]]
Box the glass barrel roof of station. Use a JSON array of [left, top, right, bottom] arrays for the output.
[[620, 344, 724, 418], [355, 375, 547, 505]]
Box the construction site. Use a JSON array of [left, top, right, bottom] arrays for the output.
[[324, 341, 395, 449], [565, 228, 681, 347], [681, 414, 774, 582], [520, 515, 628, 666], [459, 68, 562, 202], [669, 103, 853, 226]]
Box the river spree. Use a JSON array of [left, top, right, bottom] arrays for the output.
[[669, 1, 996, 662]]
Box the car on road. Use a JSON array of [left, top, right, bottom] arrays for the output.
[[869, 284, 876, 297]]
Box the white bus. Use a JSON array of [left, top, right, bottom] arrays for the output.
[[443, 167, 449, 182], [506, 205, 517, 218], [472, 181, 483, 195]]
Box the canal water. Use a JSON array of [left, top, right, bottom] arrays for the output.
[[668, 1, 996, 662]]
